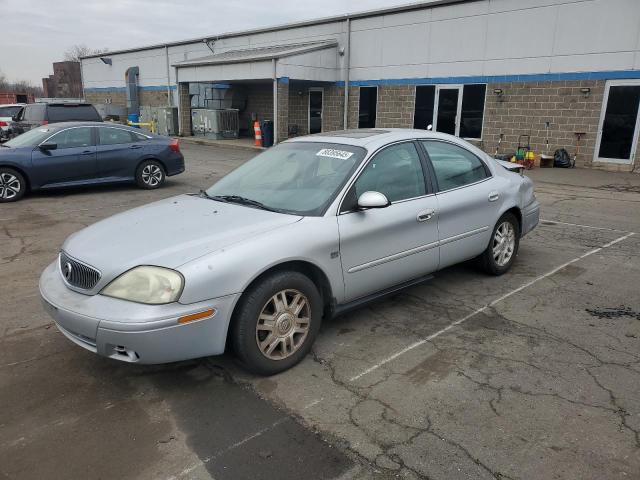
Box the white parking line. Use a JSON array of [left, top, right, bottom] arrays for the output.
[[349, 232, 635, 382]]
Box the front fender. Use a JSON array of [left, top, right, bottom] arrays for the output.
[[176, 216, 345, 305]]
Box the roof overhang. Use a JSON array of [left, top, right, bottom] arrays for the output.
[[174, 40, 339, 83]]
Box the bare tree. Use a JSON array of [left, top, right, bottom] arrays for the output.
[[63, 44, 109, 62]]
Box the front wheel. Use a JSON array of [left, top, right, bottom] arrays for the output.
[[136, 160, 165, 189], [0, 168, 27, 202], [478, 212, 520, 275], [231, 271, 322, 375]]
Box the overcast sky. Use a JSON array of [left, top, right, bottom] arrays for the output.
[[1, 0, 418, 85]]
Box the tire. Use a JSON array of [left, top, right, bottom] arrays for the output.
[[135, 160, 165, 189], [0, 167, 27, 203], [231, 271, 323, 375], [478, 212, 520, 276]]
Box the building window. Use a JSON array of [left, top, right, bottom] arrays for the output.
[[358, 87, 377, 128], [460, 84, 486, 139], [413, 83, 487, 139], [413, 86, 435, 130]]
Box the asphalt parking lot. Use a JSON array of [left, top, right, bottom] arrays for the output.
[[1, 142, 639, 480]]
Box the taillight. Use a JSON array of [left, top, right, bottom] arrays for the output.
[[0, 121, 7, 127], [41, 120, 48, 125], [169, 139, 180, 153]]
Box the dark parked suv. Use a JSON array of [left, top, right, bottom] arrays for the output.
[[12, 103, 102, 134]]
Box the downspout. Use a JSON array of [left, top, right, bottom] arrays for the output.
[[343, 18, 351, 130], [165, 45, 171, 106], [273, 58, 278, 144], [79, 58, 86, 100], [175, 66, 181, 135]]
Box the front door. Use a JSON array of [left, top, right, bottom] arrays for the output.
[[435, 86, 462, 136], [338, 142, 439, 301], [309, 89, 323, 134], [594, 80, 640, 166], [30, 126, 97, 187]]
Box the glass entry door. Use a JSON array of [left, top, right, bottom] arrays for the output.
[[435, 86, 462, 135], [595, 80, 640, 164], [308, 89, 323, 134]]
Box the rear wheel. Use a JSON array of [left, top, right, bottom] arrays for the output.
[[478, 212, 520, 275], [231, 271, 322, 375], [136, 160, 165, 189], [0, 168, 26, 202]]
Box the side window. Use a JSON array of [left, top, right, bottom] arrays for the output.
[[133, 132, 149, 142], [49, 127, 93, 149], [99, 128, 135, 145], [421, 141, 489, 191], [354, 143, 425, 203]]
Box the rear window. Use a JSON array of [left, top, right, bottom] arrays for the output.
[[23, 104, 46, 121], [0, 106, 23, 117], [47, 105, 101, 122]]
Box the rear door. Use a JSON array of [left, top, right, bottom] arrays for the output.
[[420, 140, 500, 269], [30, 127, 98, 187], [338, 141, 440, 301], [96, 127, 142, 180]]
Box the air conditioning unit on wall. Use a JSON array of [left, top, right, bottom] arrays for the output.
[[191, 108, 239, 139]]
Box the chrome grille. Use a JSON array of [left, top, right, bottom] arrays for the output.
[[59, 251, 101, 290]]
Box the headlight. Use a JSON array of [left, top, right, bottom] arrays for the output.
[[101, 266, 184, 304]]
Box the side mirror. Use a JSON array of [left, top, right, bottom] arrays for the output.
[[357, 191, 390, 209], [39, 143, 57, 151]]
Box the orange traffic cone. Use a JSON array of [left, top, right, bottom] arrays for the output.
[[254, 121, 262, 147]]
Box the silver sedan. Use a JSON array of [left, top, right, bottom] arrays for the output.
[[40, 129, 539, 375]]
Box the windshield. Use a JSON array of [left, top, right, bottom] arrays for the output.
[[206, 142, 366, 216], [4, 127, 59, 148]]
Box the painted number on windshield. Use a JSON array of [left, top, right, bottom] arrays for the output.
[[316, 149, 354, 160]]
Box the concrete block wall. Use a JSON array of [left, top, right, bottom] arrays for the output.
[[323, 86, 345, 132], [139, 90, 170, 107], [483, 80, 605, 168], [347, 86, 360, 129], [178, 83, 191, 136], [240, 84, 273, 135], [375, 85, 415, 129], [288, 86, 309, 136], [85, 91, 126, 108], [277, 82, 289, 141]]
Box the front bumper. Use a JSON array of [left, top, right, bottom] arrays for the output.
[[39, 261, 239, 364], [522, 199, 540, 237]]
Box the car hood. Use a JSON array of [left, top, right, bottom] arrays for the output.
[[62, 194, 302, 273]]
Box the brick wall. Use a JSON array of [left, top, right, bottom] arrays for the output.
[[376, 85, 415, 128], [347, 86, 360, 129], [287, 84, 345, 136], [288, 86, 308, 136], [483, 80, 605, 168]]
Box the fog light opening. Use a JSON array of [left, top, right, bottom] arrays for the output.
[[114, 345, 139, 361]]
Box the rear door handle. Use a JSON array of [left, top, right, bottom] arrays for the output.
[[488, 191, 500, 202], [129, 144, 143, 149], [81, 150, 94, 155], [417, 208, 436, 222]]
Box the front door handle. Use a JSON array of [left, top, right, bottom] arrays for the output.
[[81, 150, 94, 155], [129, 144, 143, 149], [488, 191, 500, 202], [417, 208, 436, 222]]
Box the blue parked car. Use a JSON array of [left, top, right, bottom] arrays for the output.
[[0, 122, 185, 202]]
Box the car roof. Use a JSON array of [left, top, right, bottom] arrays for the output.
[[286, 129, 464, 150], [0, 103, 26, 108], [40, 121, 145, 131]]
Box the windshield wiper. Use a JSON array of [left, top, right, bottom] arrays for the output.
[[208, 194, 280, 213]]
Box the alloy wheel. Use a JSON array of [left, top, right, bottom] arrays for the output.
[[141, 164, 163, 186], [255, 289, 311, 360], [493, 221, 516, 267], [0, 172, 21, 200]]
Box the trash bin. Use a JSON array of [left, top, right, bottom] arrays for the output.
[[127, 113, 140, 128], [261, 120, 274, 148]]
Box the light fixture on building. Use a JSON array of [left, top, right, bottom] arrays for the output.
[[580, 87, 591, 98], [493, 88, 504, 102], [100, 57, 112, 65]]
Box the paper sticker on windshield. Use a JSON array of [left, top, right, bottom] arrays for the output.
[[316, 148, 354, 160]]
